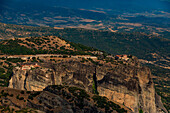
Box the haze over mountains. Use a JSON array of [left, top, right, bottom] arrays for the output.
[[0, 0, 170, 38], [1, 0, 170, 11]]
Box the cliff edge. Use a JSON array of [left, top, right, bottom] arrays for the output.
[[8, 58, 167, 113]]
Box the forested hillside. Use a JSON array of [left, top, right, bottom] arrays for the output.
[[0, 36, 97, 55], [0, 23, 169, 61]]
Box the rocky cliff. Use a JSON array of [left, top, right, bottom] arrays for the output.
[[8, 59, 167, 113], [9, 67, 54, 91]]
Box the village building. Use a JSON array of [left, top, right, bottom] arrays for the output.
[[115, 55, 129, 61], [21, 63, 40, 70], [121, 55, 129, 61]]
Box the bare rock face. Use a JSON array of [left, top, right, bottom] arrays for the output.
[[9, 67, 54, 91], [97, 66, 156, 113], [8, 60, 167, 113], [8, 68, 27, 90]]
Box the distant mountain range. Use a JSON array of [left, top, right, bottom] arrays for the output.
[[0, 22, 169, 69], [0, 0, 169, 38]]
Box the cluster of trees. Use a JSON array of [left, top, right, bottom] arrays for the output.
[[0, 40, 35, 55], [92, 95, 127, 113], [26, 37, 44, 46], [0, 64, 13, 87], [6, 58, 25, 63], [0, 37, 97, 56]]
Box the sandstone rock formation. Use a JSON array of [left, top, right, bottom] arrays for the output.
[[9, 67, 54, 91], [8, 59, 167, 113]]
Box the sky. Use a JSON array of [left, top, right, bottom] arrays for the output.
[[0, 0, 169, 12]]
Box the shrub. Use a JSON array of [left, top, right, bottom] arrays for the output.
[[128, 55, 132, 58], [31, 92, 41, 97], [68, 87, 90, 100], [26, 91, 31, 94], [0, 62, 3, 65], [1, 90, 4, 94], [19, 97, 24, 100], [0, 68, 5, 73], [20, 91, 24, 94], [28, 95, 33, 100], [9, 94, 13, 97], [6, 58, 25, 63], [63, 55, 68, 58], [3, 92, 9, 97], [39, 100, 42, 104], [80, 58, 88, 63], [92, 95, 127, 113], [139, 109, 143, 113], [16, 95, 20, 99]]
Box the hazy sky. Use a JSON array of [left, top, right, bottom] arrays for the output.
[[0, 0, 169, 12]]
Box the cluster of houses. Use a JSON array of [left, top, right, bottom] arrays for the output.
[[16, 63, 41, 70], [115, 55, 129, 61]]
